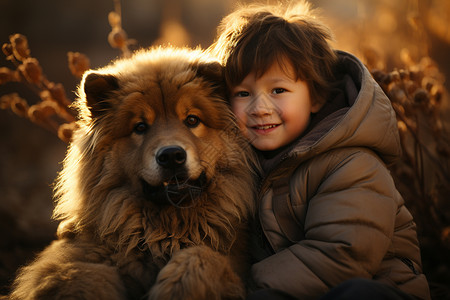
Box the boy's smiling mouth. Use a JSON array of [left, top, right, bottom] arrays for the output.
[[251, 123, 280, 133]]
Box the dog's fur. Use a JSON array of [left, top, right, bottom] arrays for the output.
[[10, 47, 257, 300]]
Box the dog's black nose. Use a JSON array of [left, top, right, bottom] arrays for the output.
[[156, 146, 187, 169]]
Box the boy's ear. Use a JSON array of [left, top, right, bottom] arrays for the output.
[[196, 61, 225, 94], [83, 73, 119, 118], [311, 102, 323, 113]]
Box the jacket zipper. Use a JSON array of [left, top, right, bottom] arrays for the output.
[[400, 257, 420, 275]]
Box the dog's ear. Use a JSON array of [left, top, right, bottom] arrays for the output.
[[83, 73, 119, 118], [196, 61, 225, 94], [196, 61, 223, 83]]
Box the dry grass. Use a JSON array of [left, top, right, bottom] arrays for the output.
[[368, 52, 450, 297]]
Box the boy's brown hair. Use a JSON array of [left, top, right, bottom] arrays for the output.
[[209, 1, 337, 106]]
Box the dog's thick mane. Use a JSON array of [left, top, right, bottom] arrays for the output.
[[52, 47, 257, 262]]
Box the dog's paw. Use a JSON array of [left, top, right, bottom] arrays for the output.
[[11, 261, 126, 300], [148, 245, 245, 300]]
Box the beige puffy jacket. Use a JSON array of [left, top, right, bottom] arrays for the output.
[[251, 51, 431, 300]]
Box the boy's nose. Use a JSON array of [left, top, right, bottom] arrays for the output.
[[247, 93, 275, 116]]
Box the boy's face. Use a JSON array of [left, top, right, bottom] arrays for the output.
[[230, 60, 321, 151]]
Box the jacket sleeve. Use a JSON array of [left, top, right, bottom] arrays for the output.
[[251, 149, 400, 299]]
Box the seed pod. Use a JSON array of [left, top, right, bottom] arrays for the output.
[[399, 69, 410, 81], [28, 104, 42, 123], [0, 94, 12, 109], [19, 58, 42, 84], [413, 88, 430, 105], [67, 51, 90, 78], [2, 43, 13, 57], [108, 11, 121, 27], [39, 90, 52, 102], [388, 85, 407, 104], [28, 101, 58, 124], [108, 27, 127, 49], [390, 70, 401, 83], [404, 80, 419, 95], [9, 33, 30, 61], [397, 120, 407, 134], [408, 68, 423, 83], [371, 69, 392, 93], [11, 70, 20, 81], [58, 122, 77, 143], [0, 93, 23, 109], [0, 67, 13, 84], [430, 85, 443, 105], [39, 100, 58, 118], [48, 82, 65, 102], [421, 77, 435, 92], [384, 73, 396, 86], [11, 95, 29, 117], [371, 69, 384, 82], [48, 82, 71, 106]]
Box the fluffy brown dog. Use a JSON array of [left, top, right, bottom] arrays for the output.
[[10, 47, 257, 300]]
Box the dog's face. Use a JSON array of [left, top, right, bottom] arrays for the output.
[[78, 48, 236, 208]]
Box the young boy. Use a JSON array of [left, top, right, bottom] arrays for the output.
[[209, 2, 431, 299]]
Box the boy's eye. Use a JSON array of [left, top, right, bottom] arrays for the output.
[[272, 88, 286, 94], [235, 91, 250, 98]]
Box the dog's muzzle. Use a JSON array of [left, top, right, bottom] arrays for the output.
[[156, 146, 186, 170], [141, 145, 207, 208], [141, 172, 207, 208]]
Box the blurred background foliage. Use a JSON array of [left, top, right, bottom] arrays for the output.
[[0, 0, 449, 298]]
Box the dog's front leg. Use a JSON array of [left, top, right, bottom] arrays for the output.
[[10, 239, 127, 300], [148, 245, 245, 300]]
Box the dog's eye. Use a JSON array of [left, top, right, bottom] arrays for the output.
[[184, 115, 201, 128], [133, 122, 148, 134]]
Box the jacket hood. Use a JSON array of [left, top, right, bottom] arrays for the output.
[[283, 51, 401, 167]]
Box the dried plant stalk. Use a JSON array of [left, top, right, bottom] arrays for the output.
[[107, 0, 136, 57], [1, 34, 79, 143], [0, 2, 134, 143]]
